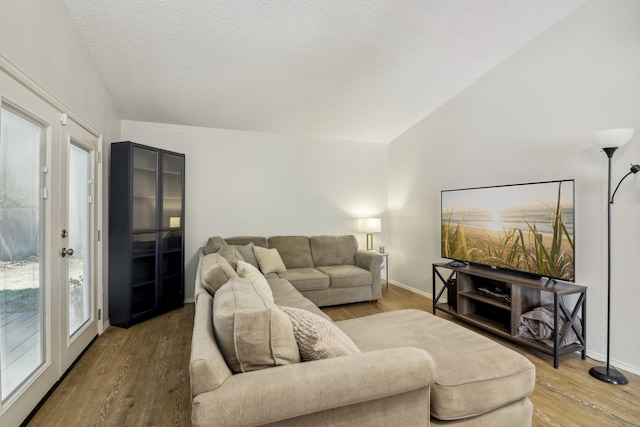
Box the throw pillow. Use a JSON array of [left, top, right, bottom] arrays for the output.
[[203, 236, 226, 255], [233, 242, 259, 269], [279, 306, 361, 361], [236, 260, 274, 302], [213, 279, 300, 373], [217, 245, 245, 269], [200, 253, 238, 295], [253, 246, 287, 274]]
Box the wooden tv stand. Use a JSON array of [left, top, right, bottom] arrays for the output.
[[432, 262, 586, 368]]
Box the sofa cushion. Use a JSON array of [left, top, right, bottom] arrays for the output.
[[268, 278, 333, 321], [310, 235, 357, 266], [254, 246, 287, 274], [337, 309, 536, 421], [316, 265, 372, 289], [200, 253, 238, 295], [217, 245, 244, 269], [277, 268, 330, 292], [213, 279, 300, 373], [267, 236, 315, 268], [280, 306, 360, 361], [224, 236, 268, 248], [190, 293, 233, 397], [233, 242, 259, 269], [203, 236, 226, 255], [237, 260, 273, 302]]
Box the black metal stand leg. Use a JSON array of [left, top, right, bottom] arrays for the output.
[[432, 265, 451, 314], [554, 294, 560, 369], [582, 292, 587, 360], [432, 266, 436, 314]]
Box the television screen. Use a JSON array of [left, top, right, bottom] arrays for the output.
[[441, 180, 575, 282]]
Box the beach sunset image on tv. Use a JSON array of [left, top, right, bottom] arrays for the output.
[[441, 180, 575, 281]]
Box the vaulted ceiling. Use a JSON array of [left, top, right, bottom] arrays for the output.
[[64, 0, 585, 143]]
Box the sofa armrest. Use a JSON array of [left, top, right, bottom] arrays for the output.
[[354, 249, 383, 272], [191, 347, 436, 427], [355, 250, 383, 300]]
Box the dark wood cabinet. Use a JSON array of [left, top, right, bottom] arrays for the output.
[[109, 141, 185, 328], [433, 263, 586, 368]]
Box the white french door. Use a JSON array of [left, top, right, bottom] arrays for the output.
[[0, 72, 60, 427], [59, 121, 100, 370], [0, 69, 101, 426]]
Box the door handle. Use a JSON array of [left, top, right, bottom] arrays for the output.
[[61, 247, 74, 257]]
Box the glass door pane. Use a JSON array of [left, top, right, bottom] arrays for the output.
[[132, 232, 157, 316], [160, 230, 182, 308], [133, 147, 157, 231], [0, 106, 45, 401], [68, 143, 91, 336], [162, 153, 183, 229]]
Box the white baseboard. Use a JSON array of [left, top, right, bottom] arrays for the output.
[[585, 350, 640, 377], [101, 320, 111, 335], [388, 280, 448, 303], [388, 280, 430, 297]]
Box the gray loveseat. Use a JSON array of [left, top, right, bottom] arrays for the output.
[[190, 237, 535, 426], [202, 235, 383, 306]]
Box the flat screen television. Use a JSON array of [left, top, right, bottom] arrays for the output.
[[441, 179, 575, 282]]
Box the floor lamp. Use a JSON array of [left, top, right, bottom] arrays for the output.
[[590, 127, 638, 385]]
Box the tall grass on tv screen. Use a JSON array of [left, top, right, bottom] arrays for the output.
[[441, 181, 574, 281]]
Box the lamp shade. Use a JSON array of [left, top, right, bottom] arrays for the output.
[[591, 128, 635, 149], [357, 218, 381, 233]]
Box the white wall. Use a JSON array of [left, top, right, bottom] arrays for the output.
[[122, 120, 389, 301], [388, 0, 640, 373], [0, 0, 120, 136], [6, 0, 636, 375], [0, 0, 121, 328]]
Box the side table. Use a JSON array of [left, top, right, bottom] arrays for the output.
[[376, 252, 389, 290]]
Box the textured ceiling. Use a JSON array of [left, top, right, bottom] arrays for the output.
[[64, 0, 585, 143]]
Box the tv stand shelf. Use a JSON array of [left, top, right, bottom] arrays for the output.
[[458, 290, 511, 310], [432, 262, 587, 368]]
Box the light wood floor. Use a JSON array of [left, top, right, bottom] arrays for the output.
[[27, 305, 193, 427], [27, 284, 640, 426]]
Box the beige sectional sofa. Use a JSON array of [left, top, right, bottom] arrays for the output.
[[203, 235, 383, 306], [190, 236, 536, 426]]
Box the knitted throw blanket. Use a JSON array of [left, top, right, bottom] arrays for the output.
[[518, 304, 581, 348]]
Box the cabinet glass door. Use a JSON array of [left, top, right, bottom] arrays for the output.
[[162, 153, 183, 229], [131, 232, 156, 317], [160, 230, 183, 308], [132, 147, 157, 231]]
